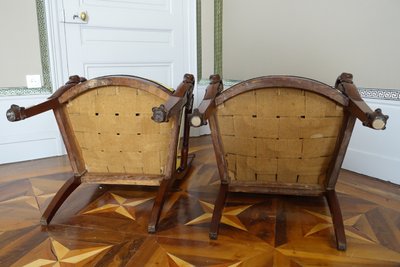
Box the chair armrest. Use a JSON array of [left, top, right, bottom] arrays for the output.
[[335, 73, 389, 130], [6, 75, 86, 122], [189, 74, 223, 127], [152, 74, 195, 123]]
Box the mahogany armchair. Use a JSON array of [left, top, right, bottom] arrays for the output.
[[190, 73, 388, 250], [6, 74, 195, 233]]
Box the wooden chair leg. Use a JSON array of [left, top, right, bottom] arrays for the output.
[[175, 154, 195, 181], [326, 189, 347, 251], [209, 183, 229, 240], [178, 105, 192, 172], [148, 178, 173, 233], [148, 153, 194, 233], [40, 176, 81, 225]]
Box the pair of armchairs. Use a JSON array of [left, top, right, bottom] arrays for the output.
[[6, 73, 387, 250]]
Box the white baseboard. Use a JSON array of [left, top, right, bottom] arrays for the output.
[[0, 137, 61, 164], [343, 147, 400, 184]]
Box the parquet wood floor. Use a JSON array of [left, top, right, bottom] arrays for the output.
[[0, 136, 399, 266]]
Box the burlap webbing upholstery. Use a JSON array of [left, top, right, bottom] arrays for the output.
[[66, 85, 174, 175], [216, 88, 344, 185]]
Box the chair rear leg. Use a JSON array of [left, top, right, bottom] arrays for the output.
[[40, 176, 81, 225], [178, 105, 192, 172], [209, 183, 229, 240], [148, 108, 194, 233], [326, 189, 347, 251], [148, 178, 173, 233]]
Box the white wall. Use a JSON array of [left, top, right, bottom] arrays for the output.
[[0, 0, 43, 87], [223, 0, 400, 89], [200, 0, 215, 78]]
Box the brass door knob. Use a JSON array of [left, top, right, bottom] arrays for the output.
[[79, 11, 88, 22]]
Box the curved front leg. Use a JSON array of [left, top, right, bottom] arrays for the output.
[[41, 175, 81, 225], [148, 178, 173, 233], [326, 190, 347, 251]]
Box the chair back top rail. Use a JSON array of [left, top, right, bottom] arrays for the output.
[[215, 75, 348, 106], [190, 73, 388, 130]]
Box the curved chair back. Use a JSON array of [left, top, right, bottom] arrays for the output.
[[61, 77, 174, 177], [214, 77, 347, 193]]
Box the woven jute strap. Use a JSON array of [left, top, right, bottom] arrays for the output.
[[216, 88, 344, 185], [66, 85, 174, 175]]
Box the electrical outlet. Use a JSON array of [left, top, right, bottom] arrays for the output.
[[26, 75, 42, 88]]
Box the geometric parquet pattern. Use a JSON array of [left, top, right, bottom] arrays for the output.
[[0, 136, 399, 266]]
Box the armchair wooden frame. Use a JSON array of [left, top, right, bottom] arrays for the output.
[[190, 73, 388, 250], [7, 74, 195, 233]]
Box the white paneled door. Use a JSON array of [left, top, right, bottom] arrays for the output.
[[0, 0, 197, 164], [61, 0, 195, 88]]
